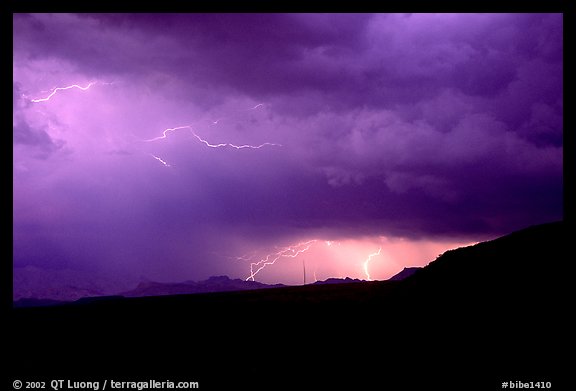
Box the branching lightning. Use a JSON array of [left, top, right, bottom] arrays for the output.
[[246, 240, 317, 281], [239, 239, 384, 283], [30, 82, 98, 103], [140, 102, 278, 151], [142, 123, 281, 150], [363, 247, 382, 281], [191, 131, 282, 150], [142, 126, 281, 149]]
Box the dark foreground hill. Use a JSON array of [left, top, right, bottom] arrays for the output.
[[8, 222, 566, 390]]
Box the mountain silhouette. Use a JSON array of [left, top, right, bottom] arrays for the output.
[[121, 275, 285, 297], [388, 266, 421, 281], [312, 276, 364, 284], [10, 221, 565, 390]]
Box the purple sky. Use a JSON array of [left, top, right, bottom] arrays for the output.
[[13, 13, 563, 294]]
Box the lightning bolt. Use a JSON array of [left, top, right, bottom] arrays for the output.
[[142, 125, 194, 142], [150, 154, 171, 167], [142, 124, 281, 149], [246, 240, 317, 281], [191, 131, 281, 150], [140, 102, 276, 149], [363, 247, 382, 281], [30, 82, 98, 103]]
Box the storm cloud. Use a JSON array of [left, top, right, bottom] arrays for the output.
[[13, 13, 562, 289]]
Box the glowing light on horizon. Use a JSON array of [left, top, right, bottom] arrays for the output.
[[234, 237, 476, 285], [363, 247, 382, 281], [246, 240, 317, 281]]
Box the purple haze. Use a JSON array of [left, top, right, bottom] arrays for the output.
[[13, 13, 562, 298]]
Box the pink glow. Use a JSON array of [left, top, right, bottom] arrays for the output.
[[237, 236, 478, 285], [363, 247, 382, 281]]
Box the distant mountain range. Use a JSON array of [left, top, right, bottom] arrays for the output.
[[14, 267, 422, 307], [312, 276, 364, 285], [121, 275, 286, 297], [124, 271, 421, 297], [12, 265, 135, 302], [311, 268, 420, 285]]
